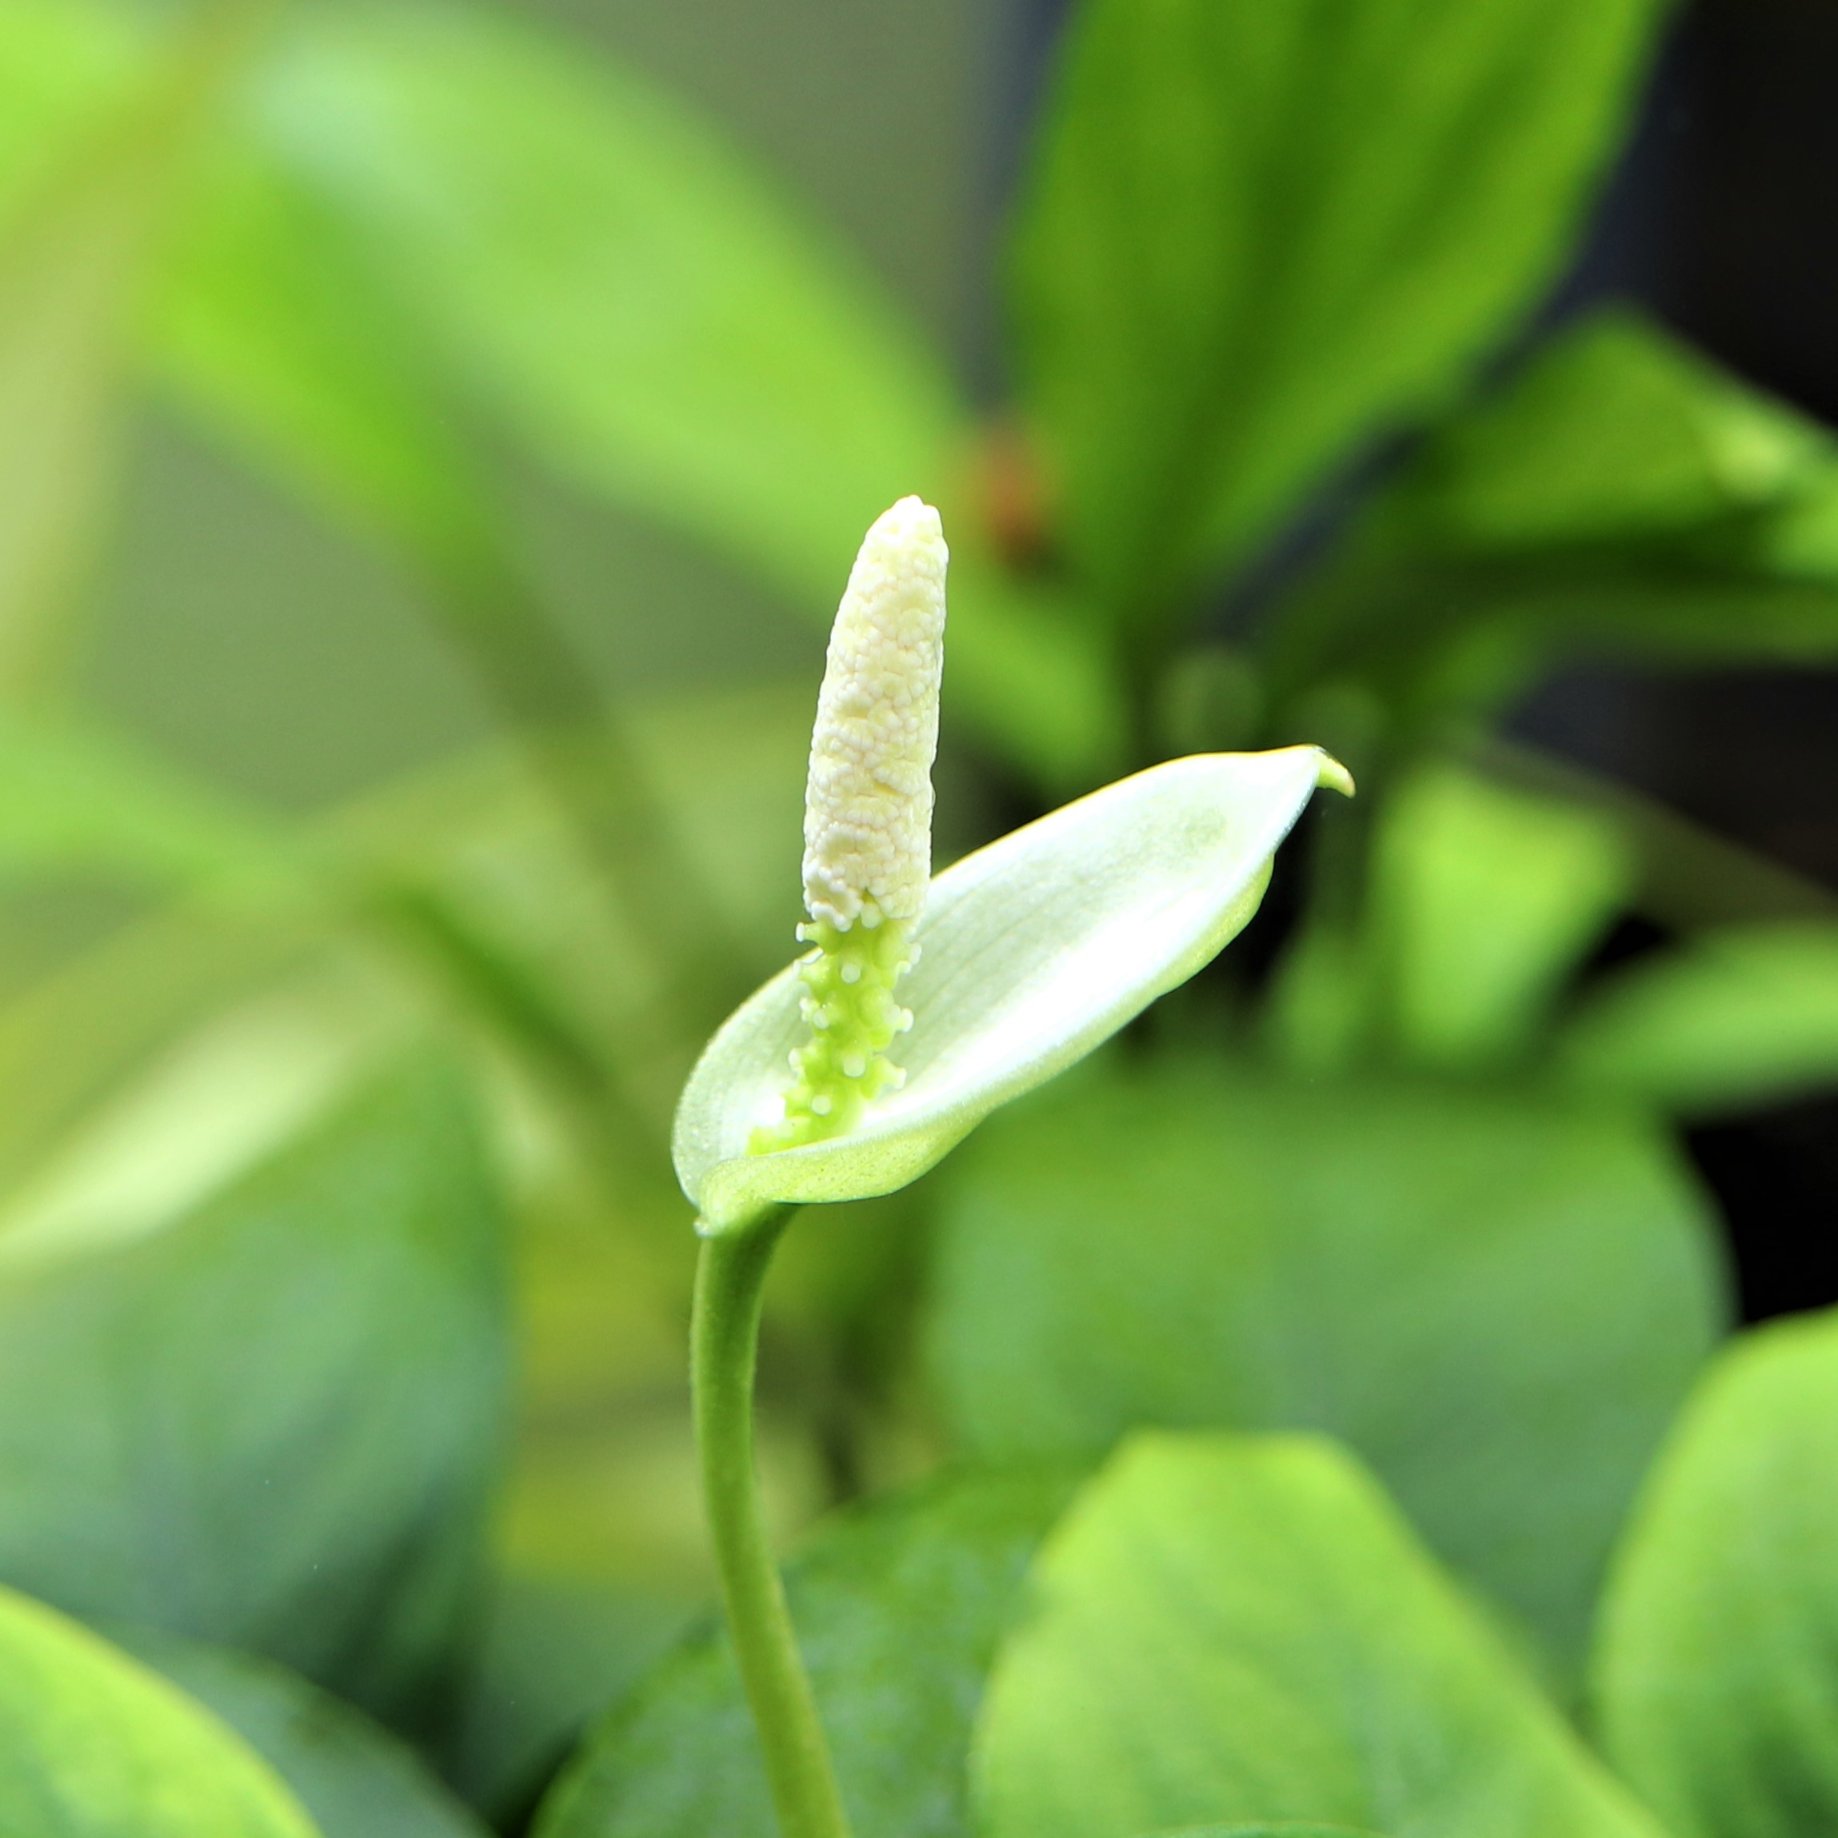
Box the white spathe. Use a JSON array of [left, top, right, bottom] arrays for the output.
[[677, 745, 1351, 1232]]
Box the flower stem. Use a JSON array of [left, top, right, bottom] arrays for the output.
[[692, 1215, 853, 1838]]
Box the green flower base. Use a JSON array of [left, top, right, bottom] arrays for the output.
[[749, 914, 915, 1153]]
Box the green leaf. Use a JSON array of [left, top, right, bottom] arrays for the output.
[[0, 1586, 317, 1836], [133, 3, 1121, 784], [1011, 0, 1665, 624], [973, 1434, 1666, 1838], [443, 1574, 685, 1825], [1268, 764, 1632, 1073], [113, 1628, 488, 1838], [535, 1469, 1074, 1838], [0, 8, 244, 701], [154, 105, 498, 582], [1138, 1829, 1384, 1838], [0, 3, 139, 220], [1270, 313, 1838, 716], [0, 714, 296, 894], [254, 2, 959, 604], [1556, 922, 1838, 1118], [676, 747, 1350, 1231], [1592, 1308, 1838, 1838], [0, 1057, 511, 1727], [927, 1060, 1726, 1671]]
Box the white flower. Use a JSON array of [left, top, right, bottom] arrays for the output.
[[683, 746, 1353, 1231]]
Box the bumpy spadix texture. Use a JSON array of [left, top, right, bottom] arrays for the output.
[[752, 497, 946, 1153], [801, 495, 947, 930]]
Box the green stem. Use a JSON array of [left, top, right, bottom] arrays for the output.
[[692, 1216, 853, 1838]]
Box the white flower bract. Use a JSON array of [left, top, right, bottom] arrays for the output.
[[800, 495, 947, 931]]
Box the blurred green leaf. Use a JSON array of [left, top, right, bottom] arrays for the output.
[[0, 7, 247, 701], [0, 1587, 317, 1836], [114, 1628, 489, 1838], [178, 3, 1114, 784], [535, 1469, 1073, 1838], [1138, 1830, 1384, 1838], [0, 2, 1120, 784], [927, 1059, 1726, 1671], [1268, 764, 1633, 1073], [0, 713, 296, 893], [156, 116, 498, 581], [442, 1573, 685, 1825], [0, 2, 139, 218], [1593, 1308, 1838, 1838], [0, 1057, 511, 1729], [256, 2, 959, 600], [1271, 313, 1838, 716], [973, 1435, 1665, 1838], [1011, 0, 1665, 628], [1556, 922, 1838, 1118]]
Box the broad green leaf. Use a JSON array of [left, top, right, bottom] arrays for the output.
[[927, 1060, 1726, 1671], [676, 747, 1350, 1231], [114, 1628, 488, 1838], [1268, 764, 1632, 1073], [1557, 922, 1838, 1118], [535, 1469, 1074, 1838], [1592, 1308, 1838, 1838], [0, 9, 244, 701], [1011, 0, 1665, 625], [1269, 313, 1838, 716], [0, 1057, 510, 1727], [974, 1434, 1666, 1838], [1366, 767, 1631, 1067], [0, 1586, 316, 1837]]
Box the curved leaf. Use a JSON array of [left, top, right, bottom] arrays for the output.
[[536, 1469, 1073, 1838], [973, 1434, 1666, 1838], [248, 2, 959, 605], [1593, 1308, 1838, 1838], [0, 1587, 316, 1837], [675, 747, 1349, 1230], [220, 4, 1113, 787], [115, 1628, 488, 1838], [1012, 0, 1665, 622], [0, 1057, 510, 1727], [0, 5, 246, 701], [1269, 314, 1838, 717], [1556, 922, 1838, 1118], [926, 1061, 1727, 1673]]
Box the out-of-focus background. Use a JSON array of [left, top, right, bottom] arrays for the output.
[[1, 0, 1835, 1827]]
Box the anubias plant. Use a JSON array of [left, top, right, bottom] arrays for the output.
[[0, 0, 1836, 1837], [677, 498, 1347, 1835]]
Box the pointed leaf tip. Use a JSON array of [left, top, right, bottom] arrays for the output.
[[1317, 753, 1356, 798]]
